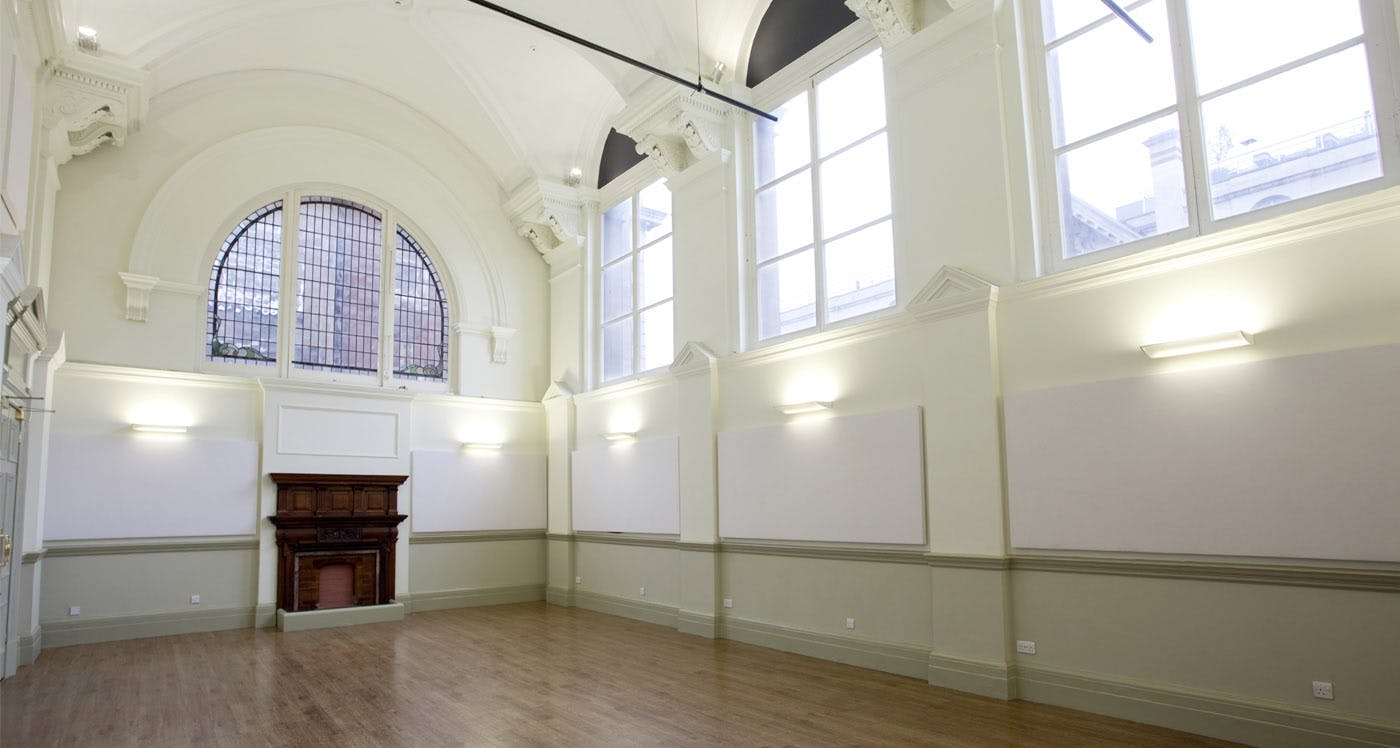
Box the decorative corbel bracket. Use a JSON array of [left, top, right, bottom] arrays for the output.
[[43, 55, 149, 165], [118, 272, 159, 322], [614, 80, 729, 176], [452, 322, 518, 364], [506, 179, 584, 270], [488, 326, 516, 364], [907, 266, 999, 322], [845, 0, 919, 46]]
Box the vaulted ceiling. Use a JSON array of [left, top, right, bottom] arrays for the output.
[[55, 0, 776, 192]]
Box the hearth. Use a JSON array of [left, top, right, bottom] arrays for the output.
[[268, 473, 408, 612]]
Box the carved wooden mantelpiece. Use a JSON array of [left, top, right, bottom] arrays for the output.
[[268, 473, 408, 612]]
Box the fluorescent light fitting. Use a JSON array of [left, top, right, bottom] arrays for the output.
[[131, 423, 188, 434], [1141, 330, 1253, 359], [461, 441, 502, 451], [776, 401, 833, 416], [602, 432, 636, 442]]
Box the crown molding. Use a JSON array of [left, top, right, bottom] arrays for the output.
[[613, 79, 729, 176], [845, 0, 919, 46]]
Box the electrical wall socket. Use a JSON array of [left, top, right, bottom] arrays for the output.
[[845, 617, 855, 630], [575, 576, 582, 584], [190, 594, 201, 604], [639, 587, 646, 596], [722, 597, 733, 608], [1312, 681, 1334, 700], [1016, 640, 1037, 655], [68, 606, 80, 617]]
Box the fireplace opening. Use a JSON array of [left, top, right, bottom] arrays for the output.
[[318, 564, 355, 609]]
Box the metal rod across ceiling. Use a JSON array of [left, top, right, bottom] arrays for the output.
[[462, 0, 779, 121]]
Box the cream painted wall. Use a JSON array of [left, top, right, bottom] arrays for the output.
[[47, 75, 549, 400]]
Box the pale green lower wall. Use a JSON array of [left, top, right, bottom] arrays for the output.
[[720, 552, 932, 648], [574, 541, 679, 607], [40, 549, 257, 622], [555, 539, 1400, 745], [1011, 569, 1400, 724], [407, 538, 547, 594]]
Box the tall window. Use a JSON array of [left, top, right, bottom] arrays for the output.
[[600, 180, 673, 382], [1033, 0, 1397, 267], [752, 47, 895, 342], [207, 194, 449, 383]]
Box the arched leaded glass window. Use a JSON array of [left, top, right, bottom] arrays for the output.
[[207, 200, 282, 365], [207, 194, 450, 383], [393, 227, 448, 380]]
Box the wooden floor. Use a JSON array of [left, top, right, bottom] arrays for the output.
[[2, 603, 1238, 747]]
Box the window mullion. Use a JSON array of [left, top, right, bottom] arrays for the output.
[[278, 190, 300, 379], [1359, 0, 1400, 177], [379, 213, 396, 386], [808, 81, 827, 330], [1169, 0, 1209, 235], [631, 198, 642, 376]]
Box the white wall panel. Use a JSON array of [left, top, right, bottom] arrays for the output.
[[410, 449, 546, 532], [1006, 344, 1400, 561], [571, 437, 679, 534], [46, 433, 259, 539], [718, 407, 925, 544], [277, 405, 398, 458]]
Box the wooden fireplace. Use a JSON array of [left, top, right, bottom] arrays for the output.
[[268, 473, 408, 612]]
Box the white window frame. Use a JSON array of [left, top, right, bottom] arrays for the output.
[[743, 28, 896, 350], [595, 175, 675, 386], [1024, 0, 1400, 275], [200, 185, 452, 393]]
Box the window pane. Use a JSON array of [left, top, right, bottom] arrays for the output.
[[754, 91, 811, 185], [602, 318, 634, 381], [208, 201, 281, 366], [820, 133, 891, 239], [637, 181, 672, 244], [1058, 114, 1188, 258], [755, 170, 814, 262], [1188, 0, 1362, 95], [601, 259, 633, 322], [757, 249, 815, 340], [602, 198, 633, 264], [1201, 46, 1380, 221], [639, 301, 674, 372], [825, 219, 895, 323], [393, 228, 447, 381], [295, 198, 382, 374], [637, 238, 672, 308], [1047, 0, 1174, 146], [817, 49, 886, 157], [1040, 0, 1111, 43]]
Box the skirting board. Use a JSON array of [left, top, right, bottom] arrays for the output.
[[1018, 663, 1400, 748], [276, 603, 405, 632], [927, 652, 1016, 700], [545, 586, 574, 607], [18, 630, 40, 666], [676, 610, 718, 639], [721, 616, 928, 680], [408, 584, 545, 613], [42, 605, 259, 648], [571, 590, 678, 627]]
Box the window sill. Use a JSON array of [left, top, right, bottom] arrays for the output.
[[1013, 185, 1400, 302]]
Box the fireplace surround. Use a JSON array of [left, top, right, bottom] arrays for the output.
[[268, 473, 408, 612]]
